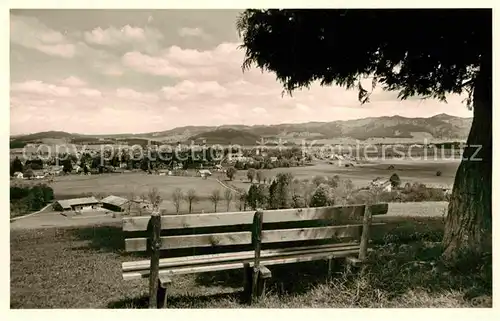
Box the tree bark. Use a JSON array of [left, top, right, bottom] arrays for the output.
[[442, 53, 492, 261]]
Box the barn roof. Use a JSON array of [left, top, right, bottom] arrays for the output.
[[56, 197, 99, 209], [101, 195, 130, 207]]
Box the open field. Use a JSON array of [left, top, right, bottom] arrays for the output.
[[44, 159, 459, 200], [225, 159, 459, 191], [10, 215, 491, 308], [49, 173, 222, 199]]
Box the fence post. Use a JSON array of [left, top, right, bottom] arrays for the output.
[[148, 211, 161, 308]]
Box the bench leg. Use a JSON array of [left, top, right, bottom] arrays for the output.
[[326, 257, 335, 281], [157, 275, 172, 308], [243, 264, 272, 304], [243, 263, 252, 302], [257, 266, 271, 298], [345, 256, 364, 275]]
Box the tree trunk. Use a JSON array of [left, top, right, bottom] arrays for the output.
[[442, 53, 492, 261]]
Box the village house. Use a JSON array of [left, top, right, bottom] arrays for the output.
[[197, 169, 212, 178], [13, 171, 23, 179], [370, 177, 393, 192], [100, 195, 139, 212], [33, 170, 46, 179], [53, 197, 101, 212]]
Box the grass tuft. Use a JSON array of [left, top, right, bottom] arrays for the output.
[[10, 220, 491, 309]]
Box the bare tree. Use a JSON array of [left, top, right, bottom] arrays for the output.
[[126, 190, 136, 215], [236, 188, 247, 211], [92, 192, 106, 200], [148, 187, 162, 212], [209, 189, 222, 212], [172, 188, 184, 214], [256, 170, 264, 184], [247, 168, 256, 183], [185, 189, 199, 214], [223, 189, 233, 212]]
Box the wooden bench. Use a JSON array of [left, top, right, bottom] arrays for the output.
[[121, 203, 388, 308]]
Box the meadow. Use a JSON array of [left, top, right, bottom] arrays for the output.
[[10, 158, 491, 309], [221, 159, 459, 191], [10, 215, 491, 308], [14, 158, 455, 215]]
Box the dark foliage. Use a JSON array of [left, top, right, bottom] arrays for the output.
[[10, 184, 54, 216], [10, 157, 24, 176], [237, 9, 491, 106]]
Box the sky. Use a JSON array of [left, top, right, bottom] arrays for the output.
[[10, 9, 473, 135]]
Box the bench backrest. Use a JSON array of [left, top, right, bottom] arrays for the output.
[[123, 203, 388, 255]]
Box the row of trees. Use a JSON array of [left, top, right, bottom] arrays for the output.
[[169, 188, 237, 213], [10, 183, 54, 217]]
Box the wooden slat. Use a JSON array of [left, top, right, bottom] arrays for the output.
[[122, 248, 361, 280], [123, 204, 389, 232], [262, 225, 363, 243], [123, 242, 360, 272], [123, 242, 361, 272], [124, 223, 383, 252], [125, 231, 251, 252]]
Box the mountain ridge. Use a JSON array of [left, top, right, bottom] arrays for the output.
[[11, 113, 473, 144]]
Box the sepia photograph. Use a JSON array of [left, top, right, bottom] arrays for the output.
[[8, 5, 493, 310]]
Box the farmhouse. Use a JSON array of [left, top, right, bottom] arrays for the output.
[[13, 172, 23, 179], [53, 197, 101, 212], [371, 178, 393, 192], [33, 170, 46, 179], [197, 169, 212, 178], [101, 195, 133, 212]]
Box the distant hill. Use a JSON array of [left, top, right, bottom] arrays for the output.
[[13, 131, 78, 141], [188, 128, 261, 146], [11, 114, 472, 147]]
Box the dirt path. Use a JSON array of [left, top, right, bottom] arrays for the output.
[[10, 203, 53, 222], [214, 178, 242, 195]]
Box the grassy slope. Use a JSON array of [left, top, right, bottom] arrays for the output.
[[10, 217, 491, 308]]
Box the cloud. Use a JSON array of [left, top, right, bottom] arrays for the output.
[[60, 76, 87, 87], [11, 80, 102, 99], [115, 88, 159, 103], [10, 14, 76, 58], [161, 80, 228, 101], [84, 25, 163, 48], [252, 107, 267, 115], [10, 12, 473, 136], [11, 80, 72, 97], [178, 27, 208, 38], [78, 88, 102, 98], [295, 103, 311, 112], [121, 43, 244, 80]]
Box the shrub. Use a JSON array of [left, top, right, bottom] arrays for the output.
[[312, 175, 327, 187], [226, 167, 237, 180], [309, 184, 331, 207]]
